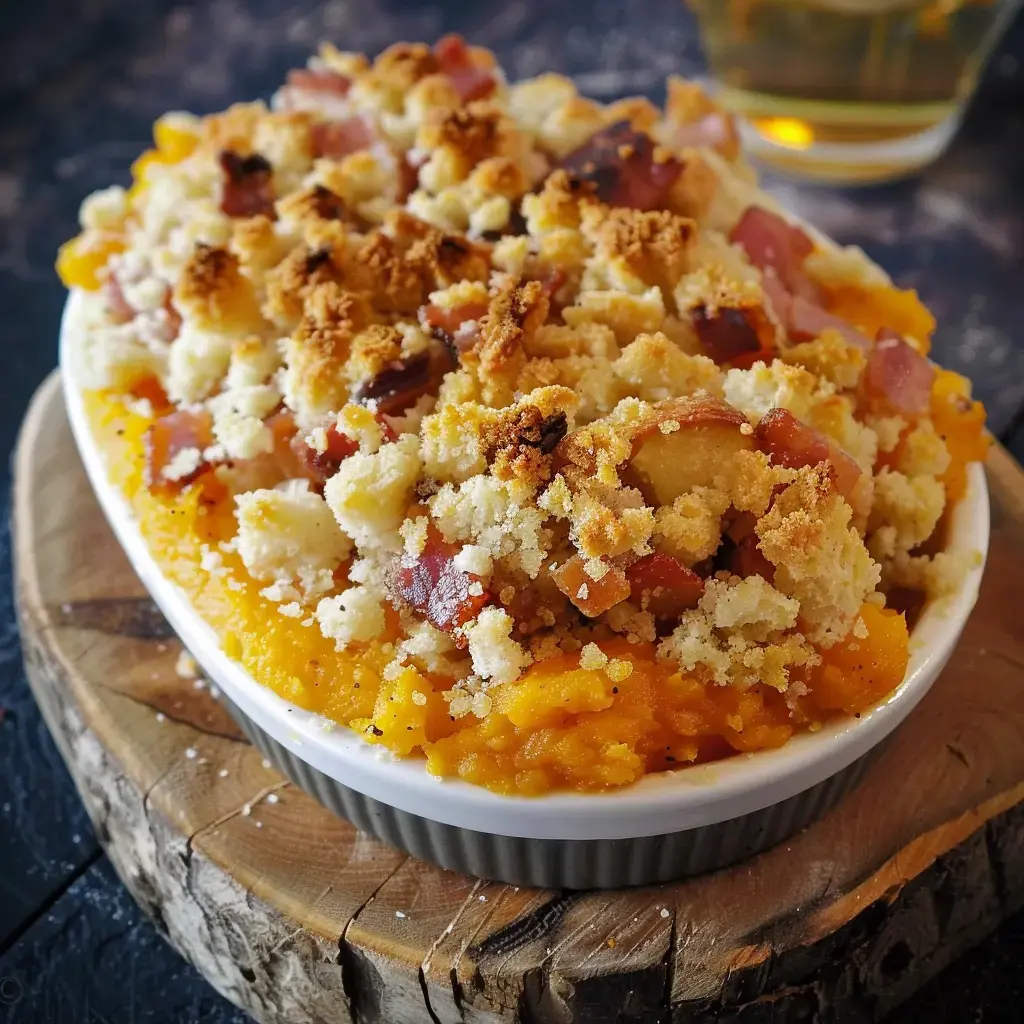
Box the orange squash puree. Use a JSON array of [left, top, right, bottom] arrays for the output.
[[824, 282, 935, 353], [800, 604, 909, 716], [931, 368, 990, 503], [56, 232, 125, 291], [85, 391, 913, 795]]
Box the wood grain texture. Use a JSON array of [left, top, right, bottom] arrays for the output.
[[12, 371, 1024, 1023]]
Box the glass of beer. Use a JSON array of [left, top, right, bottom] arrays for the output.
[[687, 0, 1022, 184]]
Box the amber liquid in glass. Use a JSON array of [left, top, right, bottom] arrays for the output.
[[689, 0, 1021, 182]]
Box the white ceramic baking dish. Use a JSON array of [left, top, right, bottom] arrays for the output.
[[60, 290, 989, 887]]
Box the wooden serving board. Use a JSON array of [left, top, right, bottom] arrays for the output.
[[13, 371, 1024, 1024]]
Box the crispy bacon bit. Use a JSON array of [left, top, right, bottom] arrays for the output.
[[352, 351, 434, 415], [726, 535, 776, 583], [730, 206, 819, 300], [756, 408, 862, 501], [528, 265, 568, 318], [393, 522, 491, 639], [536, 412, 568, 454], [397, 155, 421, 203], [291, 423, 360, 485], [760, 272, 792, 327], [552, 555, 630, 618], [864, 329, 935, 417], [259, 410, 319, 484], [559, 122, 682, 211], [286, 68, 352, 96], [625, 553, 704, 617], [692, 305, 772, 365], [104, 275, 135, 323], [129, 375, 173, 415], [310, 117, 376, 160], [376, 416, 400, 443], [219, 150, 275, 219], [487, 408, 568, 470], [309, 184, 348, 221], [433, 34, 497, 102], [535, 265, 566, 299], [421, 301, 489, 355], [144, 408, 214, 494], [788, 295, 870, 350]]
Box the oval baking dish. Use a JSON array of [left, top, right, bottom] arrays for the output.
[[60, 291, 989, 888]]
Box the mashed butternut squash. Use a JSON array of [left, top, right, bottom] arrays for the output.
[[88, 391, 911, 793]]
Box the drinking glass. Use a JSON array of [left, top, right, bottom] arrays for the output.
[[687, 0, 1022, 184]]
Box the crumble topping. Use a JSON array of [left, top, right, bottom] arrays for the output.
[[61, 35, 988, 789]]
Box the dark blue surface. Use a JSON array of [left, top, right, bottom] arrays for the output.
[[1, 3, 1022, 1021]]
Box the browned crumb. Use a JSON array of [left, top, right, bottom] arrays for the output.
[[484, 404, 569, 485], [589, 206, 696, 291], [293, 281, 370, 368], [173, 244, 260, 330], [469, 279, 549, 405], [419, 103, 505, 173], [352, 231, 430, 315], [345, 324, 406, 385], [264, 243, 345, 326]]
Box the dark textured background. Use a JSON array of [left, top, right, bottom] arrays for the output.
[[1, 2, 1023, 1021]]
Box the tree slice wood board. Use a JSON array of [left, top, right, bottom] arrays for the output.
[[12, 370, 1024, 1024]]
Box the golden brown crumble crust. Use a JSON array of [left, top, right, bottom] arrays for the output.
[[67, 36, 974, 701]]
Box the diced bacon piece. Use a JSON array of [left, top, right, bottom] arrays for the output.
[[219, 150, 275, 219], [258, 410, 317, 484], [559, 122, 682, 211], [691, 305, 775, 365], [726, 534, 776, 583], [433, 34, 497, 103], [163, 297, 183, 340], [320, 423, 361, 462], [286, 68, 352, 96], [530, 266, 568, 315], [788, 295, 870, 350], [352, 351, 435, 416], [433, 33, 472, 65], [730, 206, 818, 299], [447, 67, 497, 103], [626, 553, 704, 617], [277, 68, 354, 119], [290, 422, 361, 487], [397, 155, 421, 202], [760, 271, 792, 328], [756, 407, 862, 501], [393, 522, 492, 638], [725, 510, 758, 544], [421, 302, 489, 354], [144, 408, 214, 493], [537, 266, 566, 298], [864, 329, 935, 417], [104, 275, 135, 323], [129, 375, 173, 415], [552, 555, 631, 617], [310, 117, 376, 160], [375, 416, 400, 443]]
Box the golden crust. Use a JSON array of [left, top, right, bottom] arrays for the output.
[[344, 323, 405, 384], [284, 282, 372, 425], [67, 38, 976, 712], [584, 205, 695, 292], [263, 243, 345, 326], [173, 244, 261, 332], [468, 278, 549, 405]]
